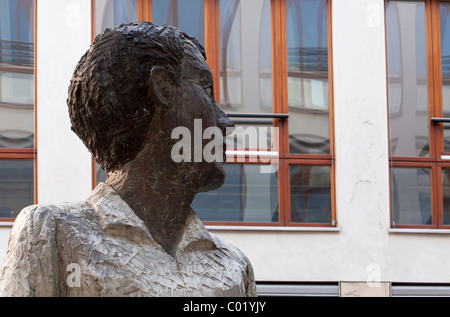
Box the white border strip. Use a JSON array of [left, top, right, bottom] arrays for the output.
[[206, 225, 341, 232], [227, 150, 279, 157], [389, 228, 450, 234]]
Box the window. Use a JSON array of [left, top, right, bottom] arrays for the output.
[[282, 0, 334, 227], [386, 0, 450, 228], [152, 0, 205, 46], [286, 0, 330, 155], [94, 0, 137, 36], [92, 0, 335, 227], [0, 0, 35, 220]]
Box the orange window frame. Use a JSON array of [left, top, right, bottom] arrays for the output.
[[387, 0, 450, 229], [0, 0, 38, 223], [91, 0, 336, 227]]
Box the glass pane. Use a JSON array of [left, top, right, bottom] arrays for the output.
[[96, 162, 107, 185], [390, 167, 432, 225], [386, 1, 429, 157], [442, 169, 450, 225], [441, 2, 450, 152], [94, 0, 137, 36], [225, 120, 277, 152], [192, 164, 279, 222], [290, 165, 331, 223], [0, 0, 35, 149], [152, 0, 205, 46], [219, 0, 272, 113], [0, 159, 34, 218], [286, 0, 329, 154]]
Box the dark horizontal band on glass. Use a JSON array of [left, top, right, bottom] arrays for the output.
[[431, 117, 450, 124], [226, 113, 289, 119]]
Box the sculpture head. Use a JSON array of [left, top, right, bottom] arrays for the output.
[[67, 22, 233, 193]]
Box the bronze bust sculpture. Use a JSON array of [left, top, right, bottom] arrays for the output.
[[0, 22, 256, 297]]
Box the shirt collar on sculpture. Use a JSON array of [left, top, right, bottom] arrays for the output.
[[87, 182, 216, 253]]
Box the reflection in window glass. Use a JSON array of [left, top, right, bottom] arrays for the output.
[[192, 164, 279, 222], [94, 0, 137, 36], [386, 1, 429, 157], [442, 169, 450, 225], [390, 167, 432, 225], [219, 0, 272, 113], [386, 2, 402, 115], [0, 159, 34, 218], [220, 0, 242, 107], [259, 0, 273, 109], [96, 162, 107, 185], [290, 165, 331, 223], [0, 0, 34, 149], [224, 120, 275, 151], [441, 2, 450, 152], [286, 0, 329, 154], [152, 0, 205, 46], [0, 72, 33, 105]]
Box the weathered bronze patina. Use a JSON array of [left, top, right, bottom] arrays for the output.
[[0, 22, 256, 297]]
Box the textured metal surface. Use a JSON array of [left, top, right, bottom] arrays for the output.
[[0, 183, 256, 297], [0, 22, 257, 297]]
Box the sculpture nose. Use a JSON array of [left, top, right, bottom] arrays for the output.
[[214, 103, 234, 136]]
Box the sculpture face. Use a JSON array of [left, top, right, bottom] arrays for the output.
[[175, 41, 233, 192], [137, 39, 233, 193]]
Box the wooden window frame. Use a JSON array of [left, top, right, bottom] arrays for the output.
[[274, 0, 336, 228], [91, 0, 336, 228], [0, 0, 38, 222], [387, 0, 450, 229]]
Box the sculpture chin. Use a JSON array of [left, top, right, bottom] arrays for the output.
[[197, 161, 226, 193]]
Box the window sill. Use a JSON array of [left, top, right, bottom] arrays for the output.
[[206, 225, 341, 232], [389, 228, 450, 234], [1, 221, 343, 233]]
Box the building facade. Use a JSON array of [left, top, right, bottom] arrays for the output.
[[1, 0, 450, 297]]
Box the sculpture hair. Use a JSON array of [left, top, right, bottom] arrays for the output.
[[67, 22, 206, 172]]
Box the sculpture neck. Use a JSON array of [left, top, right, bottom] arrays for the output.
[[106, 159, 197, 257]]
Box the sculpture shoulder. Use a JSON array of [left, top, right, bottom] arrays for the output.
[[0, 202, 90, 297], [11, 201, 93, 237], [209, 233, 257, 296], [209, 233, 249, 263]]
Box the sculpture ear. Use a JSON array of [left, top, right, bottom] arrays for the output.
[[148, 66, 176, 107]]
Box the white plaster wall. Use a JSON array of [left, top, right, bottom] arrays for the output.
[[331, 0, 391, 280], [36, 0, 92, 204]]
